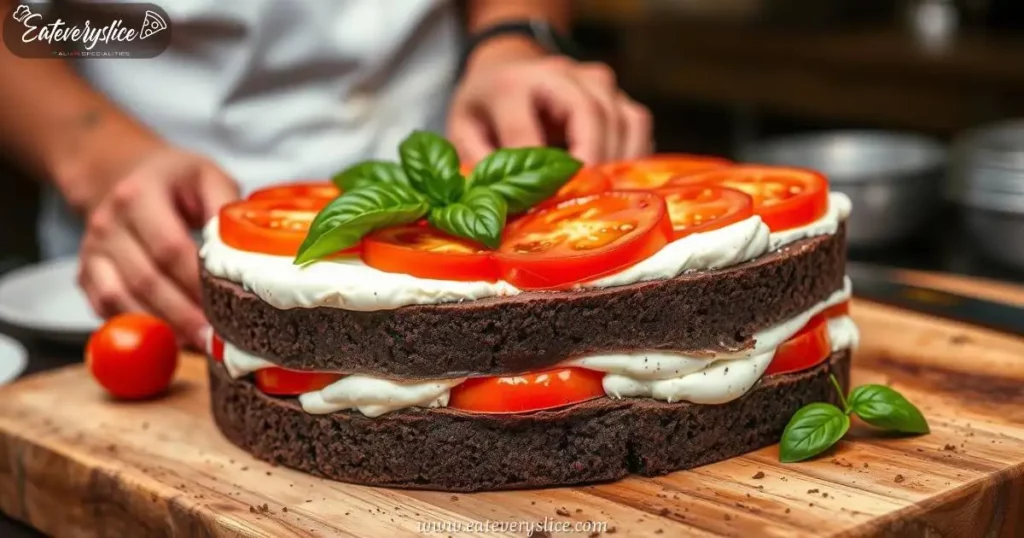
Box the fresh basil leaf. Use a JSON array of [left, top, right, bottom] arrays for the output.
[[294, 184, 429, 264], [428, 188, 507, 249], [331, 161, 409, 192], [779, 403, 849, 463], [849, 385, 930, 434], [398, 130, 463, 205], [468, 147, 582, 213]]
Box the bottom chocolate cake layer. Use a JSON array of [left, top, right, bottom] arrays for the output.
[[209, 351, 851, 492]]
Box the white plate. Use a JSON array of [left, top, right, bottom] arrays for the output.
[[0, 258, 101, 342], [0, 333, 27, 385]]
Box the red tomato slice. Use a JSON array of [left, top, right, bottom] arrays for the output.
[[668, 166, 829, 232], [765, 314, 832, 376], [220, 198, 358, 256], [496, 191, 673, 290], [248, 181, 340, 202], [601, 154, 732, 190], [253, 367, 344, 396], [208, 332, 225, 362], [551, 168, 612, 202], [448, 367, 606, 414], [653, 186, 754, 239], [361, 225, 499, 282], [822, 300, 850, 319]]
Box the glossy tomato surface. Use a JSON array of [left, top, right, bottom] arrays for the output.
[[448, 367, 606, 413], [361, 225, 499, 282], [248, 181, 340, 202], [253, 367, 344, 396], [86, 313, 179, 399], [653, 185, 754, 239], [496, 191, 673, 289], [219, 198, 355, 257], [601, 154, 732, 190], [765, 314, 831, 376], [669, 165, 829, 231], [822, 300, 850, 319]]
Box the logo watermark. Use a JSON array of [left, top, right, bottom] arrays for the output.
[[4, 2, 171, 58], [417, 517, 608, 534]]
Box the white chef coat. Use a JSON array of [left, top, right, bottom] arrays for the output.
[[39, 0, 459, 258]]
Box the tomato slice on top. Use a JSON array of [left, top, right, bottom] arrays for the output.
[[448, 367, 606, 414], [219, 198, 328, 256], [601, 154, 732, 190], [668, 165, 829, 232], [254, 367, 344, 396], [653, 186, 754, 240], [551, 167, 612, 202], [361, 225, 500, 282], [765, 314, 831, 377], [248, 181, 340, 201], [497, 191, 673, 290]]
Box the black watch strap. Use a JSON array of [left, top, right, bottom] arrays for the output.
[[457, 20, 582, 77]]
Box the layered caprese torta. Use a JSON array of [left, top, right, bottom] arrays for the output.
[[202, 131, 857, 491]]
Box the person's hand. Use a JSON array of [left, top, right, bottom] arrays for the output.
[[77, 147, 239, 349], [448, 37, 652, 166]]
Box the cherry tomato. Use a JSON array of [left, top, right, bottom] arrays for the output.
[[653, 186, 754, 239], [253, 368, 344, 396], [219, 198, 358, 256], [361, 225, 499, 282], [822, 300, 850, 319], [86, 313, 178, 400], [601, 154, 732, 190], [496, 191, 673, 290], [449, 367, 606, 413], [248, 181, 340, 202], [765, 314, 832, 376], [668, 165, 829, 232]]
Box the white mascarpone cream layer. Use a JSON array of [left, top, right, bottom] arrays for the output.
[[219, 278, 857, 416], [200, 192, 852, 311]]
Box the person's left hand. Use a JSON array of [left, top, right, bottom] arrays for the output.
[[448, 37, 652, 166]]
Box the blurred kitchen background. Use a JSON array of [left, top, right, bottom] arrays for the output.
[[1, 0, 1022, 282]]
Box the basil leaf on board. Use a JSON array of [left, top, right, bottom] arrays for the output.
[[428, 187, 508, 249], [848, 385, 930, 434], [779, 403, 850, 463], [398, 130, 464, 205], [468, 147, 582, 214], [294, 184, 429, 264], [332, 161, 409, 192]]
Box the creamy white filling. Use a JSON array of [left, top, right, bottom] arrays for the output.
[[200, 192, 851, 311], [217, 278, 856, 416], [298, 376, 465, 418]]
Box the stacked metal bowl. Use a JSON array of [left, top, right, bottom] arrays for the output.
[[948, 119, 1024, 271]]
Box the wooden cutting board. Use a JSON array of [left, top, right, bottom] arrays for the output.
[[1, 271, 1023, 538]]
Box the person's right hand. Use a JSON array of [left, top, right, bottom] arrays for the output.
[[77, 147, 239, 349]]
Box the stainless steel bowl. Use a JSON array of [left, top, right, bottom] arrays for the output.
[[741, 131, 947, 248], [949, 119, 1024, 271]]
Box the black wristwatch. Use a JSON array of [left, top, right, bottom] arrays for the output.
[[457, 20, 583, 77]]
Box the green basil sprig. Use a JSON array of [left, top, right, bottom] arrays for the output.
[[779, 375, 929, 463], [295, 131, 581, 264]]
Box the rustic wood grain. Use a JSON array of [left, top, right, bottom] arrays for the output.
[[1, 277, 1022, 537]]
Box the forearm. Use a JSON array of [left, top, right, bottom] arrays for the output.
[[462, 0, 572, 69], [464, 0, 570, 32], [0, 17, 162, 211]]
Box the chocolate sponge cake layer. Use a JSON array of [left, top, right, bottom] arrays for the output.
[[208, 349, 851, 492], [203, 226, 846, 378]]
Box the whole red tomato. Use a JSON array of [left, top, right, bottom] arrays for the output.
[[86, 313, 179, 399]]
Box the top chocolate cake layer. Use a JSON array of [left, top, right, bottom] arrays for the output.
[[202, 225, 846, 378]]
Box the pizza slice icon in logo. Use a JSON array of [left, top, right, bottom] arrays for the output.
[[139, 10, 167, 40]]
